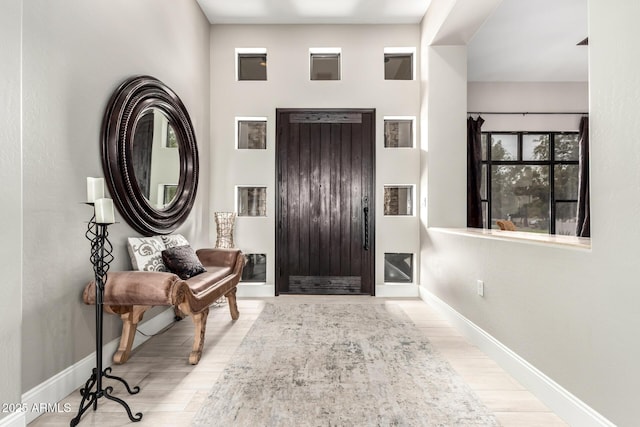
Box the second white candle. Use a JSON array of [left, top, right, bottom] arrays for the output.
[[94, 198, 115, 224]]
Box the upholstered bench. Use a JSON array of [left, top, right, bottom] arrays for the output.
[[83, 235, 244, 365]]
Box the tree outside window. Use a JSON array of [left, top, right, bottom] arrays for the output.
[[482, 132, 579, 235]]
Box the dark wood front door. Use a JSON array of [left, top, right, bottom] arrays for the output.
[[276, 109, 375, 295]]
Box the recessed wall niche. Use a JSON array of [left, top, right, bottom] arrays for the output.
[[384, 117, 415, 148], [384, 185, 414, 216], [384, 253, 413, 283], [236, 117, 267, 149], [236, 186, 267, 217], [241, 254, 267, 282]]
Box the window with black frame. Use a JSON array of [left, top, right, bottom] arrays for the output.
[[480, 132, 580, 235]]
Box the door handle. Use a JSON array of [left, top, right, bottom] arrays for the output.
[[362, 197, 369, 251]]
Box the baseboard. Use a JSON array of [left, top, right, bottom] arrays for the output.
[[237, 282, 275, 297], [21, 307, 176, 424], [0, 412, 26, 427], [419, 287, 615, 427], [375, 284, 420, 297]]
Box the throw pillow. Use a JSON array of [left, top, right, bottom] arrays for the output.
[[160, 233, 190, 249], [127, 236, 168, 272], [162, 245, 206, 280]]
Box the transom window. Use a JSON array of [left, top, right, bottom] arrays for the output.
[[236, 48, 267, 81], [481, 132, 579, 235], [310, 48, 341, 80], [384, 47, 415, 80]]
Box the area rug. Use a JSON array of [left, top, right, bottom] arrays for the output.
[[192, 303, 499, 426]]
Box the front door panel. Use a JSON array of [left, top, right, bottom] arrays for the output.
[[276, 109, 375, 295]]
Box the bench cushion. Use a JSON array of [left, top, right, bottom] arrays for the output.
[[187, 266, 233, 294], [84, 271, 179, 306]]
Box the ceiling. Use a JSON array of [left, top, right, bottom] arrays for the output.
[[195, 0, 431, 24], [196, 0, 588, 82], [467, 0, 588, 82]]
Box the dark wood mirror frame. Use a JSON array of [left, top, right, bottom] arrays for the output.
[[102, 75, 199, 235]]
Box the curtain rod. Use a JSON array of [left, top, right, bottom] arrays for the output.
[[467, 111, 588, 115]]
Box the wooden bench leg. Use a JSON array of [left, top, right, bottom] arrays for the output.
[[189, 307, 209, 365], [111, 305, 150, 364], [225, 287, 240, 320]]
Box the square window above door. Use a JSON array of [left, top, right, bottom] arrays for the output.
[[236, 48, 267, 81], [384, 47, 415, 80], [310, 48, 341, 80]]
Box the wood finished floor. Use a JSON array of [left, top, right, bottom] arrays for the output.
[[29, 296, 568, 426]]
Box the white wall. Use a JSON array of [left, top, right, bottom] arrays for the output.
[[210, 25, 422, 295], [0, 0, 23, 421], [21, 0, 211, 392], [421, 0, 640, 424], [468, 82, 589, 131]]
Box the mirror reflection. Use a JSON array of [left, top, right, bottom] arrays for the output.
[[132, 108, 180, 210]]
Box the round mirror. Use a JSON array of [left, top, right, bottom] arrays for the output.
[[102, 76, 199, 235]]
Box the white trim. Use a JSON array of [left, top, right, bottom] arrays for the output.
[[0, 412, 25, 427], [21, 308, 175, 424], [419, 287, 615, 427], [235, 47, 267, 54], [375, 283, 419, 297], [309, 47, 341, 55], [429, 227, 591, 251], [237, 283, 275, 297]]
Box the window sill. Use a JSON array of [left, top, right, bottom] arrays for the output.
[[429, 227, 591, 251]]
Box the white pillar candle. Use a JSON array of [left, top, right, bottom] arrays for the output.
[[94, 198, 115, 224], [87, 177, 105, 203]]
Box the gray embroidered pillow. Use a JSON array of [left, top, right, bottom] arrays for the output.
[[160, 234, 190, 249], [127, 236, 168, 272]]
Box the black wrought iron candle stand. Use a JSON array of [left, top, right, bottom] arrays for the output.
[[70, 210, 143, 426]]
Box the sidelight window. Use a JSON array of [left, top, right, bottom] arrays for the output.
[[384, 185, 414, 216], [384, 117, 415, 148], [236, 186, 267, 216], [236, 117, 267, 149]]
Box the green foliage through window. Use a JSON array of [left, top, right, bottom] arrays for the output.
[[480, 132, 580, 235]]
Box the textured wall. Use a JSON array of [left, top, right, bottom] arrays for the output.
[[209, 25, 422, 292], [21, 0, 211, 392], [420, 0, 640, 424], [0, 0, 23, 420]]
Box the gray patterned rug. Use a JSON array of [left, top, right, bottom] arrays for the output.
[[192, 303, 499, 426]]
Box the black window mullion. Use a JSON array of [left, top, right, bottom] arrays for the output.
[[480, 130, 579, 235], [549, 132, 556, 234]]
